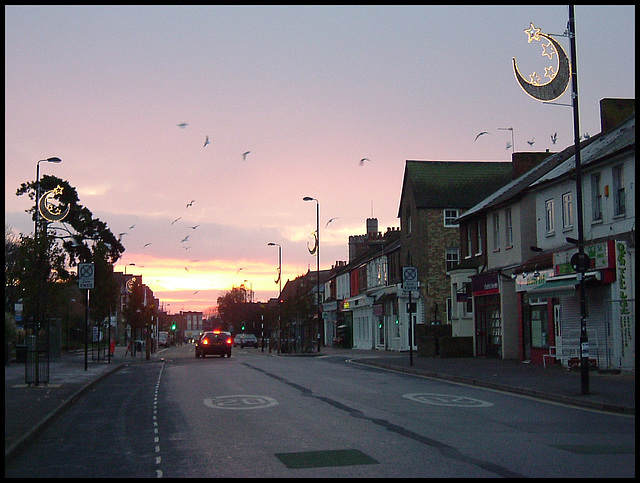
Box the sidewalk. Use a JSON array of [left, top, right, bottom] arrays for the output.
[[5, 345, 634, 464], [4, 345, 150, 463]]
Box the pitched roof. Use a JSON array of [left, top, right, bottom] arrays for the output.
[[398, 160, 513, 216], [530, 112, 634, 187], [456, 111, 634, 223]]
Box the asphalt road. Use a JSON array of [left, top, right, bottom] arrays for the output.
[[5, 344, 635, 477]]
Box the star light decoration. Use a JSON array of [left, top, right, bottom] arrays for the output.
[[524, 22, 541, 43], [522, 23, 560, 86]]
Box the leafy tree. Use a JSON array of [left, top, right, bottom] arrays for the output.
[[14, 176, 125, 327], [217, 286, 251, 333]]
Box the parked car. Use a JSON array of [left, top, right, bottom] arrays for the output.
[[195, 331, 233, 358], [234, 333, 258, 348]]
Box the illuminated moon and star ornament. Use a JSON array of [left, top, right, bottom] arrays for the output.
[[126, 276, 137, 293], [38, 185, 70, 222], [512, 23, 571, 102]]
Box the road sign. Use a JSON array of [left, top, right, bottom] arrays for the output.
[[78, 263, 95, 289], [402, 266, 418, 292]]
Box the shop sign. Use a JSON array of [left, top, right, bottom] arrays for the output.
[[472, 273, 499, 296], [554, 240, 613, 275], [615, 241, 633, 361]]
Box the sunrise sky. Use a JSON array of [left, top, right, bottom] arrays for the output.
[[5, 5, 635, 312]]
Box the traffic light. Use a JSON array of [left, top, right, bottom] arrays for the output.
[[241, 324, 245, 331], [171, 323, 177, 331]]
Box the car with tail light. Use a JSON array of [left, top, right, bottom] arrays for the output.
[[195, 330, 233, 358]]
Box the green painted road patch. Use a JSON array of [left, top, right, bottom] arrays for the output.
[[552, 444, 634, 454], [275, 449, 379, 469]]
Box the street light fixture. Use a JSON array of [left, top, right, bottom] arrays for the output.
[[32, 156, 62, 385], [303, 196, 321, 352]]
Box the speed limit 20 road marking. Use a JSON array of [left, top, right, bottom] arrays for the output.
[[204, 395, 279, 410], [403, 393, 494, 408]]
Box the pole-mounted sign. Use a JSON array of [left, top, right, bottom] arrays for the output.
[[78, 263, 95, 290], [402, 266, 419, 292]]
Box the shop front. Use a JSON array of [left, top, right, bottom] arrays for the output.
[[472, 273, 502, 357], [517, 240, 629, 369]]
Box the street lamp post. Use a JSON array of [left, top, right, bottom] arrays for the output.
[[31, 157, 62, 385], [268, 242, 282, 352], [303, 196, 321, 353], [568, 6, 589, 395]]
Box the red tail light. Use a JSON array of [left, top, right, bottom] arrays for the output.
[[202, 339, 209, 345], [226, 338, 233, 345]]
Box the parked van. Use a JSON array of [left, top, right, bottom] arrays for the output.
[[158, 331, 170, 348]]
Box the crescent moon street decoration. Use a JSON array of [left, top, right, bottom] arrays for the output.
[[512, 23, 571, 102], [38, 184, 71, 222], [126, 277, 137, 293], [307, 231, 318, 255]]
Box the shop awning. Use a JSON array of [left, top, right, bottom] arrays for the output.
[[528, 271, 601, 295], [528, 278, 577, 294]]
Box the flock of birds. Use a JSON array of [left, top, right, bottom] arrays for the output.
[[178, 122, 254, 161], [117, 122, 370, 286], [474, 129, 590, 150]]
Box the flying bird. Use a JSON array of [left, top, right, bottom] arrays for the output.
[[118, 232, 128, 238], [474, 131, 490, 141], [143, 243, 152, 248], [129, 224, 136, 230], [506, 142, 513, 150], [359, 158, 371, 165], [527, 138, 535, 146], [550, 132, 558, 144], [189, 224, 200, 230], [203, 135, 210, 148], [171, 217, 182, 225], [242, 151, 250, 161], [184, 267, 189, 272], [181, 235, 190, 243], [325, 217, 339, 228], [177, 123, 188, 128], [193, 290, 199, 295], [186, 200, 195, 208], [236, 267, 244, 274]]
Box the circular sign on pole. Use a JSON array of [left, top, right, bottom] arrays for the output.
[[570, 252, 591, 272], [402, 266, 418, 292], [78, 263, 95, 289]]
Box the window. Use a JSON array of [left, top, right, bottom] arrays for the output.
[[444, 209, 459, 227], [562, 192, 573, 229], [612, 164, 626, 216], [465, 283, 473, 315], [492, 213, 500, 251], [405, 207, 412, 235], [545, 199, 555, 234], [476, 219, 483, 255], [446, 247, 460, 272], [466, 226, 472, 258], [591, 173, 602, 221], [505, 208, 513, 247]]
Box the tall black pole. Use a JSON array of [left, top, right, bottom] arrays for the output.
[[568, 5, 589, 394], [316, 201, 321, 353]]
